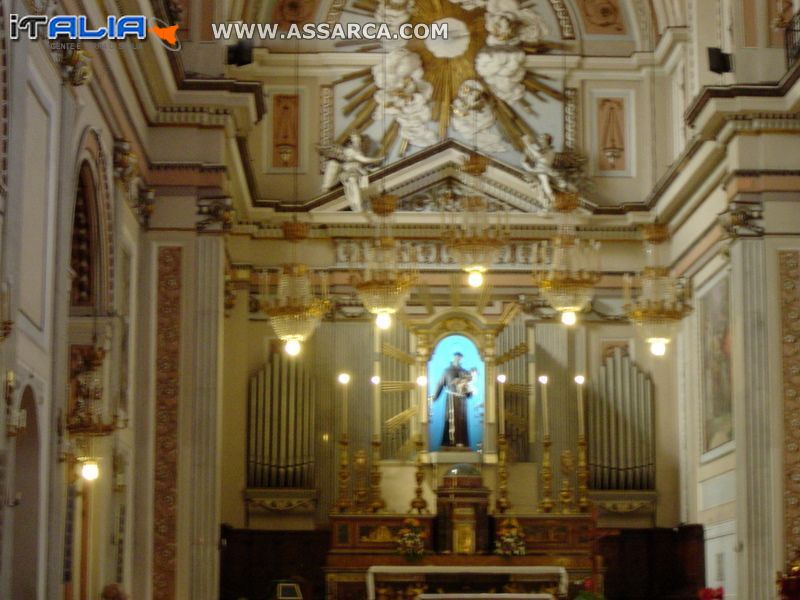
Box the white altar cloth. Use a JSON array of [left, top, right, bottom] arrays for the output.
[[366, 565, 568, 599]]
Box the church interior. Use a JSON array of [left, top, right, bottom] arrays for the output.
[[1, 0, 800, 598]]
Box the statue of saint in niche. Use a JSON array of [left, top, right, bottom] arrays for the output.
[[429, 351, 477, 448]]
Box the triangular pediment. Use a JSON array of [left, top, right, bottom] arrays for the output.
[[254, 140, 548, 214]]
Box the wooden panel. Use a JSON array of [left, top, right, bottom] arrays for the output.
[[272, 94, 300, 168]]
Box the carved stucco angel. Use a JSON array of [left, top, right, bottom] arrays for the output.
[[521, 133, 590, 207], [484, 0, 549, 46], [450, 79, 509, 152], [372, 48, 437, 149], [319, 134, 384, 212]]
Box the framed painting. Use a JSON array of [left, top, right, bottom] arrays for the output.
[[700, 271, 734, 457]]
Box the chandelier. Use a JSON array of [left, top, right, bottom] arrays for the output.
[[67, 342, 115, 436], [443, 155, 510, 288], [262, 221, 330, 357], [352, 193, 416, 330], [623, 223, 692, 356], [532, 192, 601, 326]]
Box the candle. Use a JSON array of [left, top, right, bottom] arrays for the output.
[[497, 374, 507, 435], [538, 375, 549, 437], [575, 375, 586, 436]]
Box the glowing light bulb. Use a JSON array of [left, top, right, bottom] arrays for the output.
[[649, 339, 668, 356], [416, 375, 428, 387], [284, 338, 302, 356], [497, 374, 507, 384], [538, 375, 549, 385], [375, 312, 392, 330], [370, 375, 381, 385], [81, 460, 99, 481], [467, 270, 484, 288], [574, 375, 585, 385], [561, 310, 577, 326], [337, 372, 351, 385]]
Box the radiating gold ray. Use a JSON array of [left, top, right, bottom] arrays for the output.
[[333, 68, 372, 85], [381, 381, 417, 392], [399, 138, 409, 156], [384, 406, 418, 431], [380, 120, 400, 156], [335, 99, 377, 143], [354, 0, 378, 11], [345, 78, 374, 101], [522, 73, 564, 101], [382, 341, 415, 365], [343, 84, 377, 116], [358, 44, 383, 53]]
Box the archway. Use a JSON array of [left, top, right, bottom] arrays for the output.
[[11, 386, 41, 598]]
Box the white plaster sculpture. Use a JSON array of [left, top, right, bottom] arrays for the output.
[[319, 134, 384, 212], [450, 79, 509, 152], [520, 133, 566, 207], [485, 0, 549, 46], [475, 48, 527, 103], [375, 0, 415, 30], [372, 48, 437, 148]]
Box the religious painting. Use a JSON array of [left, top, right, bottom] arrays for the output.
[[427, 334, 484, 452], [700, 273, 733, 454]]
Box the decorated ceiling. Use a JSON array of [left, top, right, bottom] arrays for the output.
[[227, 0, 660, 217]]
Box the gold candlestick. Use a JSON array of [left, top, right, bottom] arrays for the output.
[[353, 449, 369, 513], [538, 434, 554, 512], [577, 433, 590, 511], [335, 434, 352, 513], [369, 435, 386, 513], [409, 435, 429, 514], [496, 434, 511, 513]]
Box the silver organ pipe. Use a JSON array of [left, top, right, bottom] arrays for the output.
[[247, 348, 315, 489], [588, 347, 655, 490]]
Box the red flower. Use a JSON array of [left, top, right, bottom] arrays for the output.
[[583, 578, 594, 591], [698, 587, 724, 600]]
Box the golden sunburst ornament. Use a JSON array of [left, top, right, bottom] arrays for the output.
[[337, 0, 563, 155]]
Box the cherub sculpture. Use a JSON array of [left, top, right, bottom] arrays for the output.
[[520, 133, 565, 207], [319, 134, 384, 212], [521, 133, 590, 208], [451, 79, 508, 152]]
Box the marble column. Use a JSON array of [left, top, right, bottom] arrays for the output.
[[189, 236, 224, 599], [730, 238, 777, 599]]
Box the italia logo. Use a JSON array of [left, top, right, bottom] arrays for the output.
[[9, 14, 181, 51]]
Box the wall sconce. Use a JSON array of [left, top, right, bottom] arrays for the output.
[[78, 457, 100, 481]]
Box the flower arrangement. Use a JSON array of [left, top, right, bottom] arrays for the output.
[[396, 518, 426, 560], [698, 587, 724, 599], [574, 578, 604, 600], [494, 518, 526, 557]]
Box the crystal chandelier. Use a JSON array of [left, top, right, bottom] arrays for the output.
[[352, 193, 416, 330], [443, 155, 509, 288], [532, 192, 601, 326], [262, 221, 330, 357], [623, 223, 692, 356]]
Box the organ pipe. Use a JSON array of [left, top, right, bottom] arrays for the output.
[[247, 347, 315, 488]]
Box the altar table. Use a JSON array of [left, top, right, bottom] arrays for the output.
[[366, 566, 568, 599]]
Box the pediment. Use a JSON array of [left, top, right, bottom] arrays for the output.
[[255, 140, 548, 214]]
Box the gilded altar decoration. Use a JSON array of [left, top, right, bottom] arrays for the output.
[[396, 517, 427, 559], [494, 518, 526, 557]]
